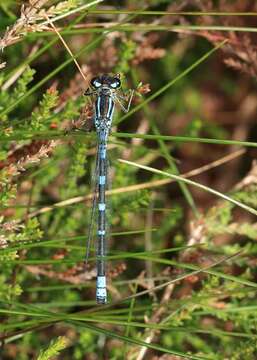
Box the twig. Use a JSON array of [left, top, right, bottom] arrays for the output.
[[43, 13, 88, 84]]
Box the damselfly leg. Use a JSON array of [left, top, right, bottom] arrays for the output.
[[114, 89, 134, 113]]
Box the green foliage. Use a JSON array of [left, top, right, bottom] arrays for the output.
[[30, 88, 59, 131], [74, 331, 97, 359], [230, 340, 257, 360], [0, 276, 22, 301], [204, 185, 257, 241], [13, 67, 36, 102], [0, 169, 17, 207], [0, 66, 36, 123], [116, 39, 137, 74], [37, 337, 68, 360]]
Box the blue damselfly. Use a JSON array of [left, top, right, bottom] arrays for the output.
[[84, 74, 133, 304]]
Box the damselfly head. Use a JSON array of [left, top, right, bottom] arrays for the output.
[[90, 74, 121, 90]]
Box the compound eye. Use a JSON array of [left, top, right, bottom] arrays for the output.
[[110, 78, 121, 89], [91, 77, 102, 88]]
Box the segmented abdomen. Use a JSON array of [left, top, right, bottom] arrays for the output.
[[94, 94, 115, 304]]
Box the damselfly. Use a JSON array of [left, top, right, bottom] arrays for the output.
[[84, 74, 134, 304]]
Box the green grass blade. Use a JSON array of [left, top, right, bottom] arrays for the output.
[[120, 159, 257, 216]]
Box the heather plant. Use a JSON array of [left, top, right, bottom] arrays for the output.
[[0, 1, 257, 359]]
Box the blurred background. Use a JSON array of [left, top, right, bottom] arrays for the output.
[[0, 1, 257, 359]]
